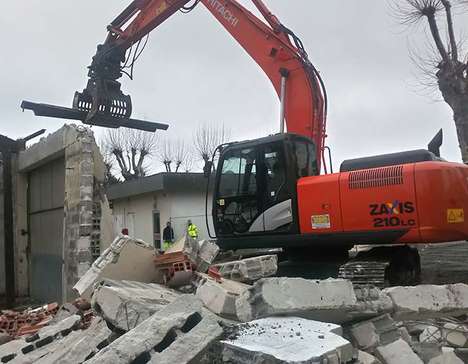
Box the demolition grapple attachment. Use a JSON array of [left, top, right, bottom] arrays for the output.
[[21, 43, 168, 133], [73, 43, 133, 122], [73, 79, 133, 121]]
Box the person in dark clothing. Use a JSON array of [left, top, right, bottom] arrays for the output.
[[162, 221, 175, 250]]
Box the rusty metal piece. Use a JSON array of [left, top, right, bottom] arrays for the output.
[[21, 100, 168, 133]]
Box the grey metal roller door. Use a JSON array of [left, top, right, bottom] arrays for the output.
[[28, 157, 65, 303]]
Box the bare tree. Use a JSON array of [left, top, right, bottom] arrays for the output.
[[391, 0, 468, 162], [99, 141, 120, 185], [159, 138, 173, 172], [173, 140, 188, 173], [158, 139, 197, 173], [102, 129, 158, 181], [195, 123, 231, 172]]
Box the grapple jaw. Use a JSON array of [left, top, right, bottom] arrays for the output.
[[73, 79, 132, 122], [73, 43, 133, 122]]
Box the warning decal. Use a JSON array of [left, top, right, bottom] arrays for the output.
[[447, 209, 464, 224], [311, 214, 331, 229]]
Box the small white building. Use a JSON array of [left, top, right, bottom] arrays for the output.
[[107, 173, 214, 248]]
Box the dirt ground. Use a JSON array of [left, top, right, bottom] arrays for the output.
[[419, 241, 468, 285]]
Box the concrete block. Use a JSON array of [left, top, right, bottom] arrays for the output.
[[221, 317, 355, 363], [196, 274, 249, 319], [384, 284, 468, 320], [350, 314, 403, 352], [73, 235, 156, 299], [375, 339, 423, 364], [350, 322, 380, 351], [358, 350, 382, 364], [87, 295, 222, 364], [236, 278, 358, 323], [214, 255, 278, 283], [196, 240, 220, 273], [92, 280, 180, 331], [428, 351, 464, 364]]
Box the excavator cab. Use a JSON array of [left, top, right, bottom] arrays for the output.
[[213, 133, 318, 245]]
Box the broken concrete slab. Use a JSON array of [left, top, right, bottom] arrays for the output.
[[73, 235, 157, 299], [349, 314, 403, 352], [213, 255, 278, 283], [0, 315, 83, 364], [221, 317, 355, 363], [384, 284, 468, 320], [236, 277, 390, 324], [34, 314, 81, 341], [196, 274, 249, 319], [375, 339, 423, 364], [8, 330, 84, 364], [49, 303, 79, 325], [34, 318, 111, 364], [0, 339, 29, 363], [148, 311, 223, 363], [91, 280, 180, 331], [86, 295, 221, 364], [357, 350, 382, 364], [353, 286, 394, 319], [428, 351, 464, 364]]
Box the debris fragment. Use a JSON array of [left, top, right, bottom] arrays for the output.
[[73, 235, 157, 298], [220, 317, 355, 363], [196, 274, 249, 319], [213, 254, 278, 283], [91, 280, 180, 331], [86, 295, 222, 364]]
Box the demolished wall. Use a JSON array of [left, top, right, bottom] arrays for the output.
[[15, 125, 114, 302]]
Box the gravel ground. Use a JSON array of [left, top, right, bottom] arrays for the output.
[[419, 241, 468, 285]]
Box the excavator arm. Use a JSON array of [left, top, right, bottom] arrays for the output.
[[74, 0, 328, 170]]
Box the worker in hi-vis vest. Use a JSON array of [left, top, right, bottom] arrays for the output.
[[187, 219, 199, 240]]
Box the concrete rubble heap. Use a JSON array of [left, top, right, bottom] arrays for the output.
[[2, 235, 468, 363]]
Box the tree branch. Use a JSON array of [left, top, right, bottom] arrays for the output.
[[426, 11, 450, 61], [441, 0, 458, 61]]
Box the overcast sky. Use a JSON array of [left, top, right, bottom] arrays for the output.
[[1, 0, 467, 171]]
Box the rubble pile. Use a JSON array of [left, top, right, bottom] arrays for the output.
[[2, 235, 468, 363]]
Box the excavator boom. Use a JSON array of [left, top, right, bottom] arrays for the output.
[[71, 0, 327, 171]]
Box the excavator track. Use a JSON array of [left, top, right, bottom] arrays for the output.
[[338, 245, 421, 288], [338, 260, 390, 288]]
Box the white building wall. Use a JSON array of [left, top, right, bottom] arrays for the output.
[[112, 190, 214, 248], [157, 191, 214, 242], [112, 193, 155, 245]]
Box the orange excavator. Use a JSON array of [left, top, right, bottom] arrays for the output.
[[22, 0, 468, 286]]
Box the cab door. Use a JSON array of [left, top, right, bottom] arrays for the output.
[[214, 147, 262, 236], [256, 142, 294, 233]]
